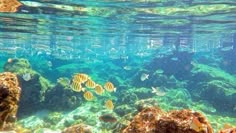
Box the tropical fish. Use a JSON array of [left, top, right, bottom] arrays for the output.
[[190, 116, 204, 132], [151, 87, 166, 96], [105, 100, 114, 110], [123, 66, 132, 70], [171, 57, 178, 61], [57, 77, 70, 87], [73, 73, 89, 83], [104, 81, 116, 92], [85, 78, 96, 89], [47, 61, 52, 67], [83, 91, 94, 101], [155, 69, 164, 74], [7, 58, 13, 63], [140, 73, 149, 81], [22, 73, 31, 81], [99, 114, 117, 123], [94, 84, 104, 95], [71, 81, 84, 92], [221, 46, 233, 51]]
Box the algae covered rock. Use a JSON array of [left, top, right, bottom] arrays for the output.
[[3, 58, 53, 117], [122, 107, 213, 133], [43, 112, 63, 125], [4, 58, 31, 74], [189, 63, 236, 113], [44, 84, 83, 111]]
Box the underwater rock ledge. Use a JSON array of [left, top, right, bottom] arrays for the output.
[[122, 107, 213, 133], [3, 58, 52, 117], [0, 72, 21, 131]]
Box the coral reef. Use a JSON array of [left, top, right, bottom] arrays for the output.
[[0, 72, 21, 130], [122, 107, 213, 133], [122, 107, 163, 132], [114, 104, 135, 117], [4, 58, 52, 117], [134, 98, 159, 112], [62, 123, 92, 133], [43, 112, 63, 125], [219, 127, 236, 133]]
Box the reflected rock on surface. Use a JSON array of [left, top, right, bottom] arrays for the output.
[[0, 0, 22, 12]]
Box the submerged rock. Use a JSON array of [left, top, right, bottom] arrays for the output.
[[0, 72, 21, 131], [62, 124, 92, 133], [122, 107, 213, 133], [3, 58, 52, 117], [189, 63, 236, 113]]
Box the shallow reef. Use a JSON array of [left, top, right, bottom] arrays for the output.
[[1, 57, 236, 132], [4, 58, 52, 117], [0, 72, 21, 131], [189, 63, 236, 114], [122, 107, 213, 133]]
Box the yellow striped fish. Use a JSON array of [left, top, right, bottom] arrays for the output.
[[72, 75, 82, 83], [105, 100, 114, 110], [104, 81, 116, 92], [94, 84, 104, 95], [83, 91, 94, 101], [85, 78, 96, 89], [73, 73, 89, 83], [71, 81, 83, 92]]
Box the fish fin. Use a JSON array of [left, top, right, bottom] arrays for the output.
[[151, 87, 156, 93], [82, 87, 85, 92]]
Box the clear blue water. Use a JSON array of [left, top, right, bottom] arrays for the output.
[[0, 0, 236, 132]]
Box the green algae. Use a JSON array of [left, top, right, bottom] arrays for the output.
[[192, 63, 236, 85], [206, 80, 236, 96]]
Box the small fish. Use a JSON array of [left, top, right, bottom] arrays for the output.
[[85, 78, 96, 89], [155, 69, 164, 74], [66, 36, 73, 41], [190, 116, 204, 132], [83, 91, 94, 101], [73, 73, 89, 83], [95, 84, 104, 95], [105, 100, 114, 110], [123, 66, 131, 70], [99, 114, 117, 123], [140, 73, 149, 81], [57, 77, 70, 87], [233, 105, 236, 111], [171, 57, 178, 61], [71, 81, 84, 92], [7, 58, 13, 63], [47, 61, 52, 67], [221, 46, 233, 51], [151, 87, 166, 96], [22, 73, 31, 81], [104, 81, 116, 92]]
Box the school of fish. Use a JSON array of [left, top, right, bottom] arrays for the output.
[[70, 73, 116, 110]]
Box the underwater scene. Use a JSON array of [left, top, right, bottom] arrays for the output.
[[0, 0, 236, 133]]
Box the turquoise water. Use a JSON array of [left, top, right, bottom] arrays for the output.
[[0, 0, 236, 132]]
